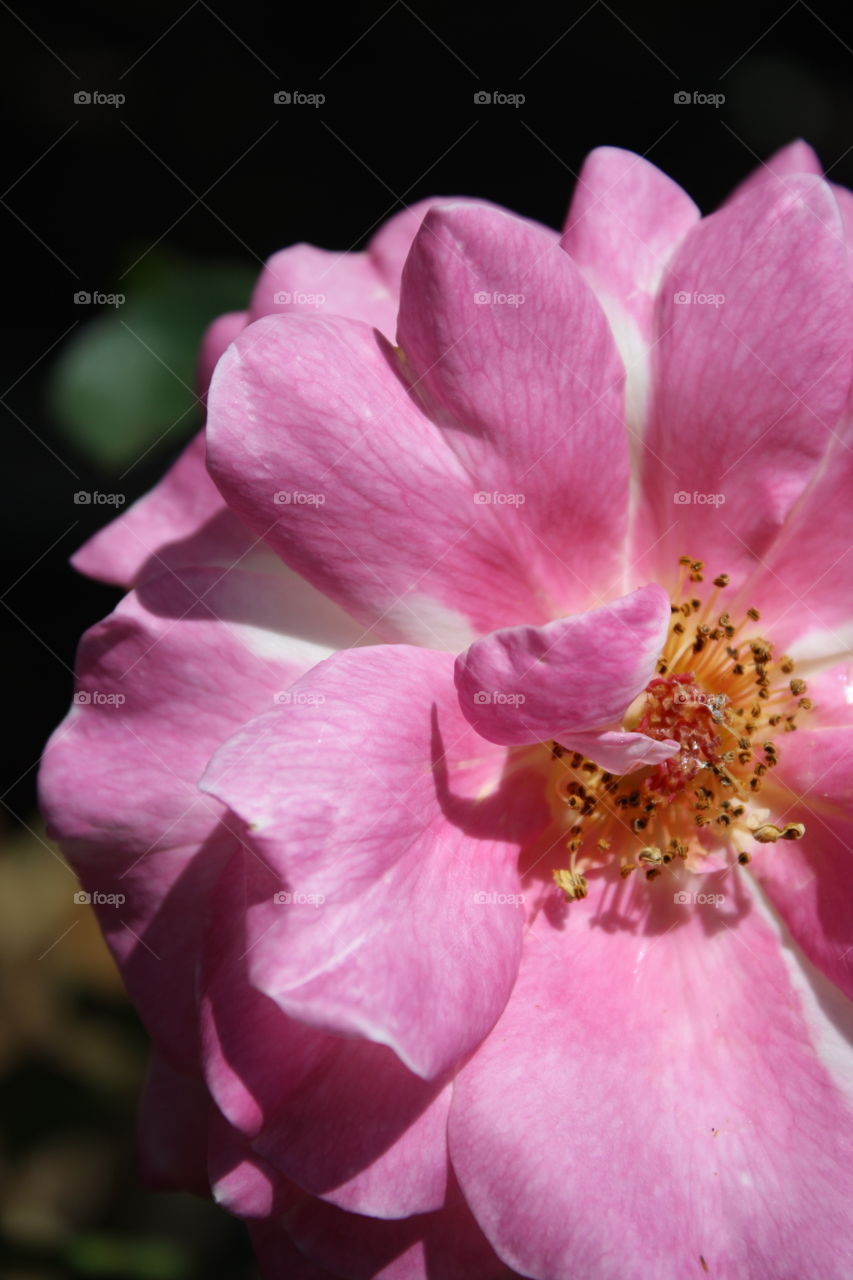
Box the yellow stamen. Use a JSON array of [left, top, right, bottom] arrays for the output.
[[549, 558, 810, 898]]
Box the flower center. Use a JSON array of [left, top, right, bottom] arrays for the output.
[[550, 558, 808, 901]]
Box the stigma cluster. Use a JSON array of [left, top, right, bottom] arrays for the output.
[[550, 559, 808, 902]]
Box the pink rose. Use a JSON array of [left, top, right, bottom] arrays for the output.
[[41, 141, 853, 1279]]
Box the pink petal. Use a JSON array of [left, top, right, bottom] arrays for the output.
[[802, 661, 853, 726], [368, 197, 475, 283], [281, 1172, 520, 1280], [206, 314, 567, 644], [396, 202, 629, 616], [450, 876, 853, 1279], [561, 146, 698, 344], [546, 727, 679, 773], [727, 139, 823, 201], [455, 584, 677, 770], [368, 195, 555, 283], [197, 310, 248, 400], [249, 199, 499, 335], [560, 148, 698, 447], [734, 409, 853, 658], [201, 847, 451, 1218], [250, 243, 398, 334], [726, 144, 853, 293], [39, 568, 348, 1071], [208, 1106, 294, 1219], [831, 182, 853, 268], [70, 431, 273, 588], [75, 201, 456, 592], [636, 175, 853, 589], [200, 645, 541, 1080], [754, 720, 853, 1000]]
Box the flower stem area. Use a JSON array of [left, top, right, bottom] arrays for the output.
[[0, 819, 255, 1280]]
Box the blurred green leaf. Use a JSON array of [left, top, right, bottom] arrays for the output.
[[66, 1231, 190, 1278], [49, 252, 255, 469]]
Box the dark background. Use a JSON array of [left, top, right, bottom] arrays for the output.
[[7, 0, 853, 837], [2, 1, 853, 1276]]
